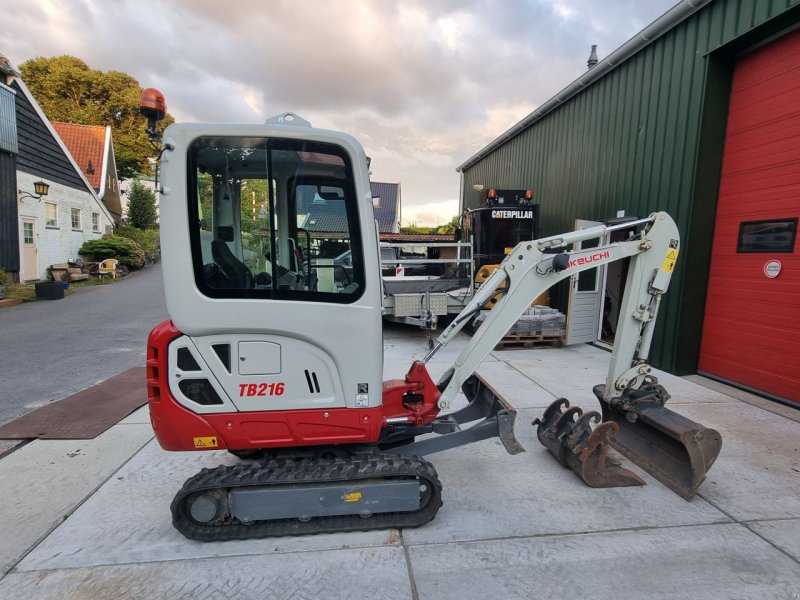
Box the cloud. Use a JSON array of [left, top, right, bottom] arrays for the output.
[[3, 0, 677, 225]]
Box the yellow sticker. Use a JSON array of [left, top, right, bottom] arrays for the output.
[[193, 436, 218, 448], [344, 492, 362, 503], [504, 247, 513, 255], [662, 249, 679, 273]]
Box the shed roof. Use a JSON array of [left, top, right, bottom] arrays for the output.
[[380, 233, 452, 243], [370, 181, 400, 233]]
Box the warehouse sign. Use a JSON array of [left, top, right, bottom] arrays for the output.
[[491, 210, 534, 219]]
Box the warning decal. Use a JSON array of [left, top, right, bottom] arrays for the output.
[[193, 436, 218, 448], [344, 492, 362, 503], [662, 248, 679, 273]]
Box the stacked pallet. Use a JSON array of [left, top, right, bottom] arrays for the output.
[[473, 306, 566, 349]]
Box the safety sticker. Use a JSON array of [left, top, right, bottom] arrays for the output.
[[193, 436, 218, 448], [344, 492, 362, 503], [662, 248, 679, 273]]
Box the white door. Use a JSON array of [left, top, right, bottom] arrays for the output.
[[566, 219, 604, 345], [21, 219, 39, 281]]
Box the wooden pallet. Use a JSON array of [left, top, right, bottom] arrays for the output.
[[494, 333, 564, 350]]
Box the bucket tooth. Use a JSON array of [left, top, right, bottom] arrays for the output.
[[533, 399, 645, 488], [594, 382, 722, 500]]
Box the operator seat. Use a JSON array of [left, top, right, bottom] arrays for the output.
[[211, 239, 254, 288]]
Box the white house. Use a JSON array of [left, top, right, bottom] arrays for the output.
[[0, 55, 113, 282]]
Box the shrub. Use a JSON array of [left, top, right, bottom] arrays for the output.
[[0, 268, 7, 284], [117, 225, 160, 256], [79, 234, 146, 270]]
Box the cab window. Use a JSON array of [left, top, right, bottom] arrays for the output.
[[188, 136, 364, 302]]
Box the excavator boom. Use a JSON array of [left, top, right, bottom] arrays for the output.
[[426, 212, 721, 498]]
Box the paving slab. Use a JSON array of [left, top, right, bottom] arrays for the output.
[[408, 523, 800, 600], [685, 374, 800, 420], [678, 402, 800, 521], [473, 361, 555, 408], [17, 441, 400, 572], [0, 424, 153, 575], [0, 439, 24, 456], [2, 546, 412, 600], [747, 518, 800, 561], [507, 344, 737, 406], [402, 406, 728, 545], [383, 331, 499, 368], [118, 405, 151, 425]]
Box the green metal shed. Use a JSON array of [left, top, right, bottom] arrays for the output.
[[457, 0, 800, 379]]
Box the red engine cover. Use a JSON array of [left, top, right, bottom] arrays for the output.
[[146, 321, 442, 451]]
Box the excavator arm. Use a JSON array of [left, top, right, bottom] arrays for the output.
[[421, 212, 721, 499]]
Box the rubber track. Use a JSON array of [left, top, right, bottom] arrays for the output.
[[171, 454, 443, 541]]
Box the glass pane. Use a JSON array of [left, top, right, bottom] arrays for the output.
[[188, 136, 363, 302], [576, 234, 599, 292], [737, 218, 797, 253], [23, 222, 33, 244], [45, 203, 57, 226], [577, 268, 597, 292]]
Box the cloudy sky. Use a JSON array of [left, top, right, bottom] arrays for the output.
[[5, 0, 676, 225]]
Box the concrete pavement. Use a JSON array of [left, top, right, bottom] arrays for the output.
[[0, 327, 799, 599]]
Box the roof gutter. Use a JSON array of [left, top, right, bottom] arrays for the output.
[[456, 0, 714, 172]]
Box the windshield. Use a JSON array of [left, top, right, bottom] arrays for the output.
[[188, 136, 364, 302]]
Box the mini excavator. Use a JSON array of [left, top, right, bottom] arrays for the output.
[[146, 114, 721, 541]]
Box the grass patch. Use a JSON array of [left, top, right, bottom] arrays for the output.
[[4, 283, 36, 302], [1, 276, 119, 304]]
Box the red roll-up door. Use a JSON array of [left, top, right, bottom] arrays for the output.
[[699, 29, 800, 405]]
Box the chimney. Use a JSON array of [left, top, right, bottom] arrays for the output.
[[587, 44, 598, 69]]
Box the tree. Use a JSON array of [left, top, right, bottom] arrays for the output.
[[436, 215, 460, 235], [127, 181, 158, 229], [19, 56, 174, 177]]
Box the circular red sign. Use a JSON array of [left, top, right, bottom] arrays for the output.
[[763, 260, 782, 278]]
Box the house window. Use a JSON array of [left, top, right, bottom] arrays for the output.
[[45, 202, 58, 227], [71, 208, 82, 230], [92, 212, 100, 232]]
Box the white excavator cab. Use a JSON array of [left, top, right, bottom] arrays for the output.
[[156, 117, 384, 417]]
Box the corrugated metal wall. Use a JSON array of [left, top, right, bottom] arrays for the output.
[[0, 151, 19, 272], [461, 0, 800, 371], [0, 86, 19, 272]]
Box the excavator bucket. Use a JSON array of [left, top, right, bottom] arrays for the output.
[[593, 383, 722, 500], [532, 398, 645, 488]]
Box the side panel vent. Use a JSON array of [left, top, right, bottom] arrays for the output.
[[212, 343, 232, 373], [178, 379, 224, 405], [177, 347, 201, 371], [304, 370, 321, 394]]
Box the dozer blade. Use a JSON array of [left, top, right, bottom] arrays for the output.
[[533, 398, 645, 488], [594, 384, 722, 500]]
